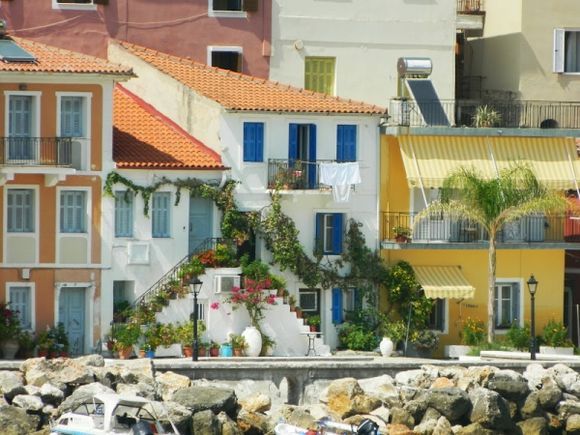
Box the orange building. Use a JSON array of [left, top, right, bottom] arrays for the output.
[[0, 36, 132, 355]]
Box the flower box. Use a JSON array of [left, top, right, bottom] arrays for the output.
[[539, 346, 574, 356], [155, 343, 182, 358]]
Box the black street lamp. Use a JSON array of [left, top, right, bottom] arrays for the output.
[[187, 275, 203, 361], [527, 274, 538, 361]]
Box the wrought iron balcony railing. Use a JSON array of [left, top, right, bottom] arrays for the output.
[[388, 98, 580, 129], [382, 211, 580, 245], [0, 137, 73, 167], [457, 0, 483, 13], [268, 158, 341, 190]]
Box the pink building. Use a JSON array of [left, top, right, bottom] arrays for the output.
[[0, 0, 271, 78]]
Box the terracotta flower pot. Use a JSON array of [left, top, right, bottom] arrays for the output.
[[182, 346, 193, 358], [233, 348, 244, 357], [118, 346, 133, 360], [209, 347, 220, 357]]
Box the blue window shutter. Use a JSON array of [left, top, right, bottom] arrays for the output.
[[331, 213, 344, 254], [337, 125, 357, 162], [315, 213, 323, 253], [308, 124, 317, 188], [288, 124, 299, 161], [332, 288, 343, 324], [243, 122, 263, 162]]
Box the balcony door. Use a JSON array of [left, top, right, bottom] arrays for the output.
[[289, 124, 317, 189], [8, 95, 34, 161]]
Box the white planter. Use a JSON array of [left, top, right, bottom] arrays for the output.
[[444, 345, 471, 359], [242, 326, 262, 357], [539, 346, 574, 356], [379, 337, 394, 357], [155, 343, 182, 358]]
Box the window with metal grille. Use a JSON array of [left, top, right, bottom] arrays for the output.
[[114, 191, 134, 238], [60, 190, 87, 233], [7, 189, 34, 233], [152, 192, 171, 238]]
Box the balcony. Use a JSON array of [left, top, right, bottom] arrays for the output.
[[268, 158, 337, 190], [388, 98, 580, 129], [0, 137, 74, 167], [382, 211, 580, 246], [457, 0, 483, 13], [456, 0, 484, 35]]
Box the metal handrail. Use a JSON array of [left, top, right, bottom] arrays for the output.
[[267, 158, 348, 190], [0, 137, 73, 166], [132, 237, 237, 307]]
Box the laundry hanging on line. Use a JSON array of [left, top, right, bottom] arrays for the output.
[[319, 162, 361, 202]]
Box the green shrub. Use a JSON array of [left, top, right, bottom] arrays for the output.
[[467, 341, 509, 356], [542, 319, 572, 347], [460, 317, 486, 346], [506, 323, 531, 351], [338, 322, 378, 351]]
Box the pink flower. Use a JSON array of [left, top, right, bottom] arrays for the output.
[[210, 302, 220, 310]]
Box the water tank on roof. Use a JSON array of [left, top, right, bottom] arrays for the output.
[[397, 57, 432, 77]]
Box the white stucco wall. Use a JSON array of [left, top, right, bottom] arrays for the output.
[[468, 0, 580, 100], [269, 0, 457, 106]]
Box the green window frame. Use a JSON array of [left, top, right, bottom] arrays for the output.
[[305, 57, 336, 95]]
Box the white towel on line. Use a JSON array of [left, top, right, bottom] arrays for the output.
[[319, 162, 361, 202]]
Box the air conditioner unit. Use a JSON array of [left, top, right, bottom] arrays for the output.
[[215, 275, 241, 294]]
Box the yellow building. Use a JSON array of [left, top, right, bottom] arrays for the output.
[[380, 130, 580, 353]]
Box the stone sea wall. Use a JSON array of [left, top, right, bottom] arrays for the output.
[[1, 356, 580, 434]]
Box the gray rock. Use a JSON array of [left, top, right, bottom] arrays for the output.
[[0, 371, 26, 401], [404, 397, 428, 423], [73, 354, 104, 367], [58, 382, 115, 414], [236, 409, 271, 434], [173, 386, 237, 418], [217, 411, 242, 435], [456, 422, 496, 434], [545, 412, 563, 433], [485, 370, 530, 401], [426, 388, 471, 423], [370, 406, 391, 425], [557, 399, 580, 419], [192, 409, 219, 435], [326, 377, 380, 418], [116, 381, 156, 399], [567, 414, 580, 433], [40, 383, 65, 406], [468, 387, 512, 431], [537, 385, 561, 410], [12, 394, 44, 412], [156, 371, 190, 402], [414, 417, 437, 435], [432, 416, 453, 435], [24, 385, 41, 396], [144, 400, 192, 435], [0, 405, 40, 434], [523, 364, 550, 390], [284, 407, 317, 430], [359, 374, 398, 402], [21, 357, 95, 387], [559, 373, 580, 396], [396, 369, 431, 388], [391, 407, 415, 428], [516, 417, 548, 435], [239, 393, 271, 413], [520, 391, 543, 419], [421, 407, 442, 424]]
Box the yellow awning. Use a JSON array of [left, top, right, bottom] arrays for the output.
[[399, 135, 580, 189], [413, 265, 475, 299]]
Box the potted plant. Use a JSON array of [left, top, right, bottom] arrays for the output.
[[17, 330, 36, 359], [214, 243, 238, 267], [198, 340, 208, 357], [392, 226, 412, 243], [295, 306, 303, 319], [379, 319, 406, 357], [0, 302, 22, 359], [472, 105, 501, 128], [177, 320, 206, 357], [229, 333, 247, 356], [37, 330, 55, 358], [209, 341, 220, 357], [261, 334, 276, 356], [446, 317, 485, 358], [113, 323, 140, 359], [540, 319, 574, 355], [288, 295, 297, 312], [306, 314, 321, 332], [178, 257, 205, 283], [407, 329, 439, 358], [51, 323, 70, 357]]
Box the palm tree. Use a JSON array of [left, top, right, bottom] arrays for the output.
[[415, 165, 569, 343]]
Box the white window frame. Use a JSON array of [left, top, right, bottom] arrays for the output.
[[56, 92, 92, 138], [3, 185, 39, 264], [52, 0, 97, 11], [59, 189, 88, 234], [6, 283, 35, 331], [56, 186, 91, 263], [207, 46, 243, 72], [323, 214, 334, 253], [207, 0, 247, 18], [553, 28, 580, 74], [494, 278, 524, 333], [428, 298, 448, 334], [6, 188, 35, 233]]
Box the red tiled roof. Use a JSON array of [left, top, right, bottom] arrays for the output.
[[113, 85, 224, 170], [0, 37, 133, 76], [115, 41, 385, 115]]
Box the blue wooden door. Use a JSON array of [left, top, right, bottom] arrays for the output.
[[189, 197, 213, 253], [58, 287, 85, 356]]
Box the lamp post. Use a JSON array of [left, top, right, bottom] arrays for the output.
[[527, 274, 538, 361], [187, 275, 203, 361]]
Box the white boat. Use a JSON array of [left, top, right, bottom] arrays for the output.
[[50, 393, 180, 435]]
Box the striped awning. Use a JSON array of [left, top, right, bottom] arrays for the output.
[[413, 265, 475, 299], [399, 135, 580, 189]]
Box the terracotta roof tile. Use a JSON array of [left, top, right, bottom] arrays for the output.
[[0, 37, 133, 76], [116, 41, 385, 115], [113, 85, 224, 170]]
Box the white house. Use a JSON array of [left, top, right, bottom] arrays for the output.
[[105, 41, 385, 353], [269, 0, 457, 107]]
